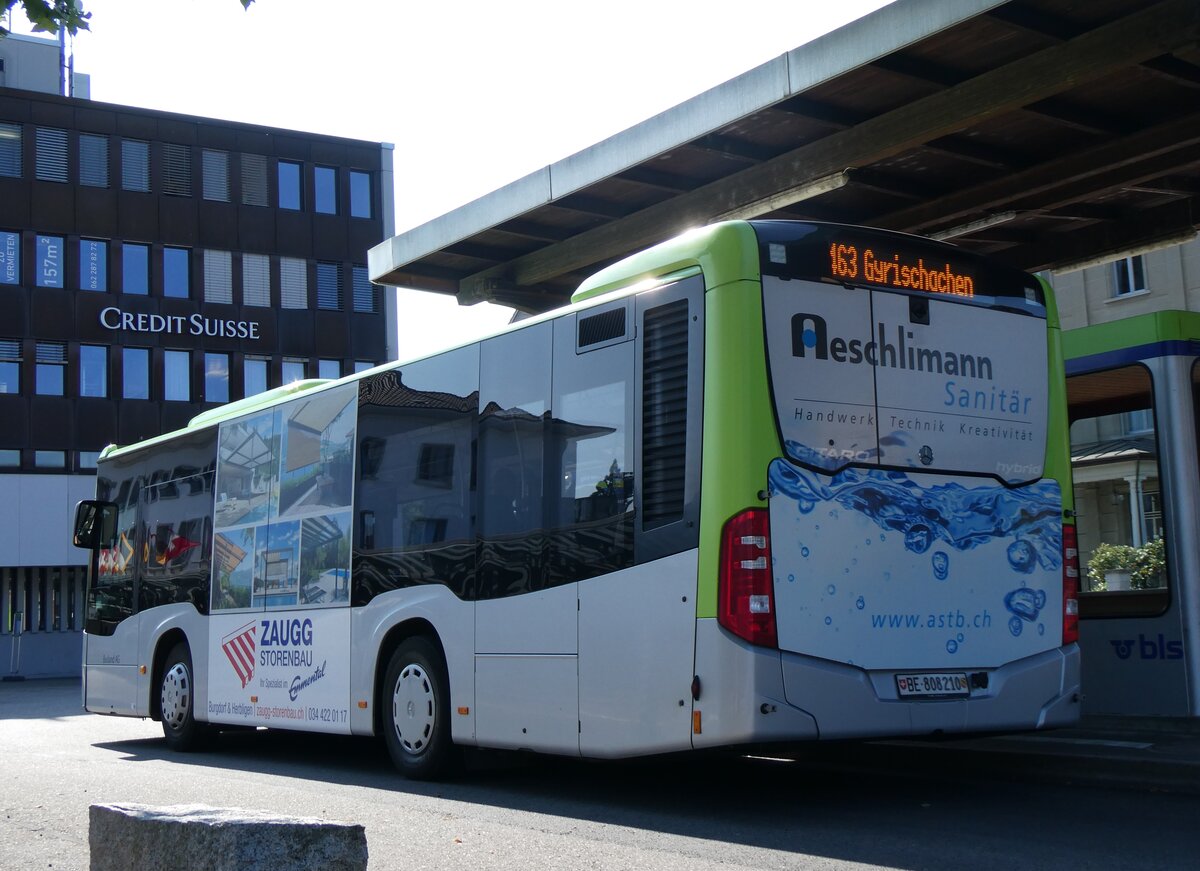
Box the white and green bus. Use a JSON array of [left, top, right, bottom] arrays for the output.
[[73, 221, 1081, 778]]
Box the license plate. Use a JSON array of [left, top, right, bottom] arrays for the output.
[[896, 672, 970, 698]]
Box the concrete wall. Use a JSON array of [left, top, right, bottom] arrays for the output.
[[0, 474, 94, 567], [1052, 237, 1200, 329]]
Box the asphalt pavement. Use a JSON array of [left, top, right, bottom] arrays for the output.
[[796, 714, 1200, 795], [5, 677, 1199, 795]]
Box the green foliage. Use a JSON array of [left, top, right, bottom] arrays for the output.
[[2, 1, 91, 36], [2, 1, 254, 37], [1087, 537, 1166, 591]]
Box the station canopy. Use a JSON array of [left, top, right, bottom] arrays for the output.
[[369, 0, 1200, 313]]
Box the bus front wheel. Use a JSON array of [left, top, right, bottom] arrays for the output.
[[160, 642, 211, 752], [382, 637, 457, 779]]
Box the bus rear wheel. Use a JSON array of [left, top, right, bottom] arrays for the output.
[[160, 642, 211, 752], [382, 637, 457, 779]]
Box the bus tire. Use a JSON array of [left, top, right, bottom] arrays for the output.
[[160, 642, 211, 752], [382, 637, 457, 779]]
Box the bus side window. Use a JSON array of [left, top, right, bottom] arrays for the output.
[[354, 347, 478, 604], [548, 313, 635, 586], [478, 322, 551, 599], [139, 473, 214, 614], [1067, 363, 1169, 616], [85, 472, 140, 636]]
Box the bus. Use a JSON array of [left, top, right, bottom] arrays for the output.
[[72, 220, 1081, 779], [1064, 311, 1200, 717]]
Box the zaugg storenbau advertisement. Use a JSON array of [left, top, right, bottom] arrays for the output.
[[763, 279, 1062, 669], [206, 384, 357, 732]]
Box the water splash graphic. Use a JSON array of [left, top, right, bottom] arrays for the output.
[[771, 449, 1063, 570]]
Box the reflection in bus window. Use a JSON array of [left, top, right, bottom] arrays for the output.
[[1067, 364, 1167, 599], [354, 347, 478, 603]]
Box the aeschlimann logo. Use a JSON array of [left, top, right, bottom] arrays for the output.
[[791, 313, 993, 380]]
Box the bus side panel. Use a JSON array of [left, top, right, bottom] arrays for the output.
[[578, 550, 698, 758], [690, 619, 818, 748], [475, 582, 580, 755], [207, 607, 351, 734], [349, 585, 475, 741], [83, 616, 141, 716]]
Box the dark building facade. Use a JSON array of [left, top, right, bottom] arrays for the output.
[[0, 70, 394, 676]]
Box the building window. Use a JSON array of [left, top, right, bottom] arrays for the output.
[[35, 450, 65, 468], [123, 347, 149, 399], [80, 345, 108, 398], [35, 235, 64, 288], [318, 359, 340, 380], [34, 127, 68, 183], [205, 352, 229, 403], [242, 253, 270, 307], [163, 247, 190, 298], [244, 356, 269, 397], [314, 165, 337, 214], [79, 133, 109, 188], [0, 338, 20, 394], [280, 256, 308, 309], [79, 239, 107, 291], [164, 350, 190, 401], [1, 229, 20, 285], [203, 249, 233, 303], [122, 243, 149, 294], [351, 265, 376, 313], [201, 149, 230, 202], [354, 361, 374, 374], [162, 143, 192, 196], [35, 342, 66, 395], [240, 153, 269, 206], [0, 449, 19, 467], [282, 358, 306, 384], [121, 139, 150, 192], [278, 160, 302, 210], [0, 121, 21, 177], [1113, 255, 1146, 296], [316, 261, 341, 310], [349, 171, 371, 218], [79, 450, 101, 470]]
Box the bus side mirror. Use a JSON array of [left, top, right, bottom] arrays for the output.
[[73, 500, 118, 550]]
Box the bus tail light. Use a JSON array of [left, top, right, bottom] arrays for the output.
[[1062, 524, 1080, 645], [718, 508, 777, 649]]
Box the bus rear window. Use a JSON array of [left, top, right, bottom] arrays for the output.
[[763, 277, 1049, 483]]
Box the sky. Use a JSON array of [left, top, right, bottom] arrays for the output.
[[9, 0, 894, 357]]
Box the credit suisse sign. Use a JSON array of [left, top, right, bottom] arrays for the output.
[[99, 306, 262, 340]]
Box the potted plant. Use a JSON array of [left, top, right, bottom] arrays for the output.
[[1086, 538, 1166, 591]]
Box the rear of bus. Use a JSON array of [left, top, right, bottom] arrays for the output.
[[691, 221, 1080, 745]]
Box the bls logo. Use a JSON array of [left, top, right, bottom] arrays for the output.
[[1110, 633, 1183, 661]]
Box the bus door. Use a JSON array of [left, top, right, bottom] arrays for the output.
[[83, 472, 143, 715], [1067, 349, 1200, 716]]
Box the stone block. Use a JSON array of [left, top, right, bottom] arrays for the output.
[[89, 803, 368, 871]]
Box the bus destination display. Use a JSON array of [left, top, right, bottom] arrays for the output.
[[828, 241, 975, 299]]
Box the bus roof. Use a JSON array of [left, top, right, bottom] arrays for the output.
[[1063, 310, 1200, 372]]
